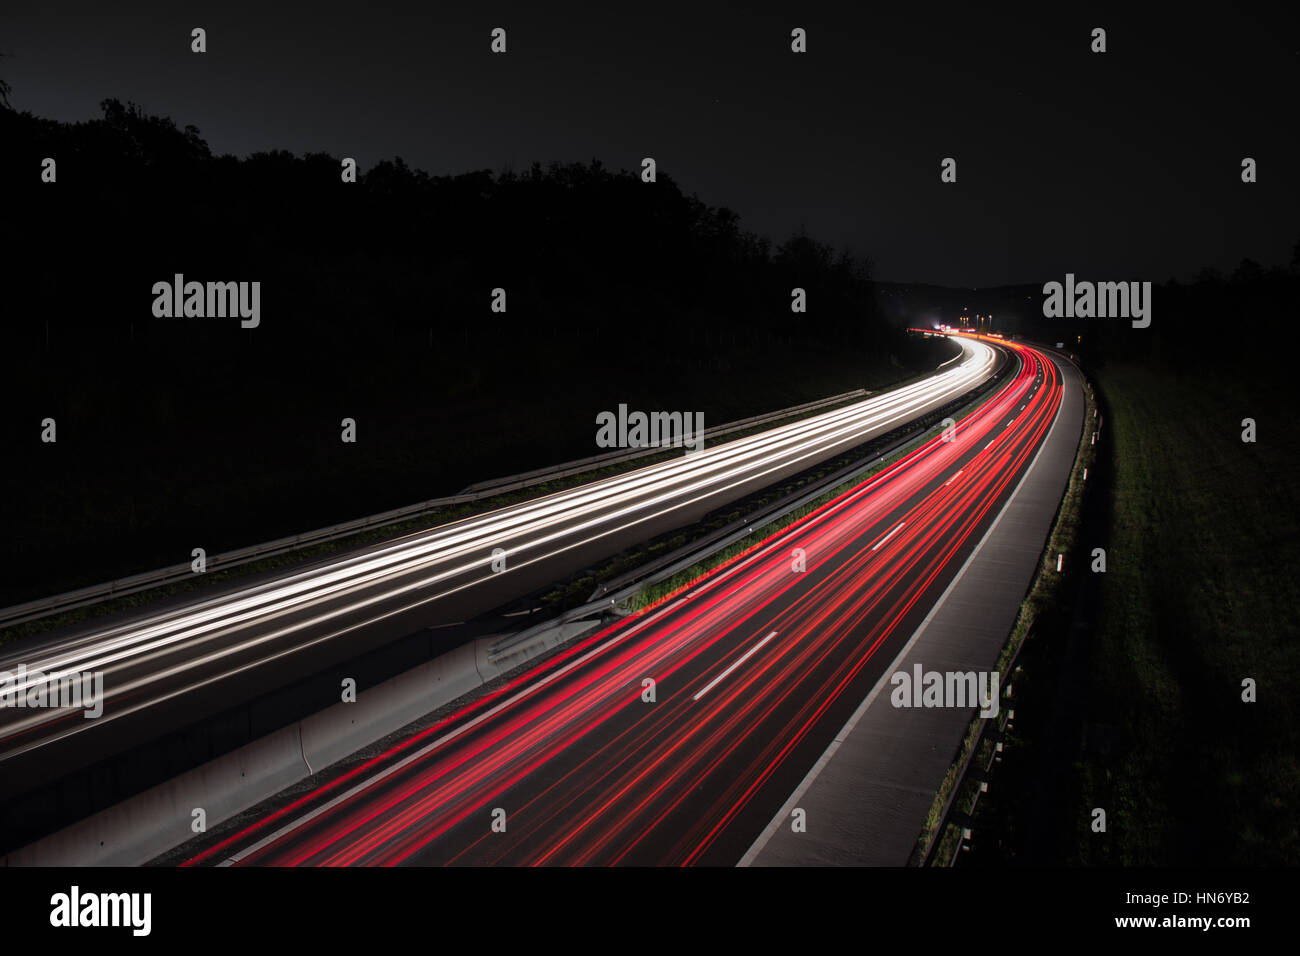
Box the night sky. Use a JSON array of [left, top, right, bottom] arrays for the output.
[[2, 3, 1296, 286]]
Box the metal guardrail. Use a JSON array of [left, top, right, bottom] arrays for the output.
[[916, 347, 1094, 866], [483, 433, 921, 666], [0, 491, 483, 630], [487, 371, 1007, 665], [918, 643, 1023, 868], [919, 344, 1096, 866], [916, 606, 1043, 868], [458, 389, 868, 494], [0, 389, 869, 632]]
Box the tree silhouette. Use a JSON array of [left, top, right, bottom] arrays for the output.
[[0, 96, 963, 611], [0, 53, 13, 109]]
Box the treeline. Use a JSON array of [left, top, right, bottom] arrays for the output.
[[953, 260, 1300, 374], [0, 99, 947, 606], [1079, 259, 1300, 374], [0, 98, 891, 353]]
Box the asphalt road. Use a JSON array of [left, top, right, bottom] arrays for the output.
[[176, 337, 1061, 866], [0, 338, 998, 796]]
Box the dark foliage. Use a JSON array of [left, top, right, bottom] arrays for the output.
[[0, 100, 939, 604]]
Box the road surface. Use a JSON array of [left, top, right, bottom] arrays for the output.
[[177, 338, 1061, 866], [0, 339, 998, 796]]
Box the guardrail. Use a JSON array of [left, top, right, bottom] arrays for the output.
[[918, 627, 1028, 867], [487, 367, 1008, 665], [916, 340, 1093, 866], [0, 491, 485, 630], [0, 389, 869, 632], [458, 389, 868, 495]]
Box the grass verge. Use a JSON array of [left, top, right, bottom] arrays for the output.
[[1068, 360, 1300, 864]]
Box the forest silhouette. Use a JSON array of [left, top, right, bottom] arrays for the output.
[[0, 97, 948, 605]]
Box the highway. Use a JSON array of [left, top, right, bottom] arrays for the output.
[[0, 337, 998, 795], [176, 337, 1062, 866]]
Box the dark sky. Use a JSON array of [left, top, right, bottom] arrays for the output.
[[3, 2, 1297, 286]]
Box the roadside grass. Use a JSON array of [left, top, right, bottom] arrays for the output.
[[1071, 360, 1300, 864]]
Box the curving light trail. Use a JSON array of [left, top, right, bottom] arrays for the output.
[[0, 339, 997, 771], [178, 338, 1062, 867]]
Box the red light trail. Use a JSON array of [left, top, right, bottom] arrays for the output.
[[183, 338, 1062, 867]]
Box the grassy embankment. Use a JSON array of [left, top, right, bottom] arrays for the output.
[[941, 356, 1298, 866], [1070, 360, 1299, 864]]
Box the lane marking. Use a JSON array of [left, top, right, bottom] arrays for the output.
[[215, 594, 692, 865], [6, 340, 1001, 687], [739, 351, 1073, 867], [943, 469, 963, 488], [871, 521, 906, 552], [693, 631, 778, 702]]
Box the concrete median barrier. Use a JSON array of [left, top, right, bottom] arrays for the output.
[[3, 724, 306, 866], [4, 616, 603, 866]]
